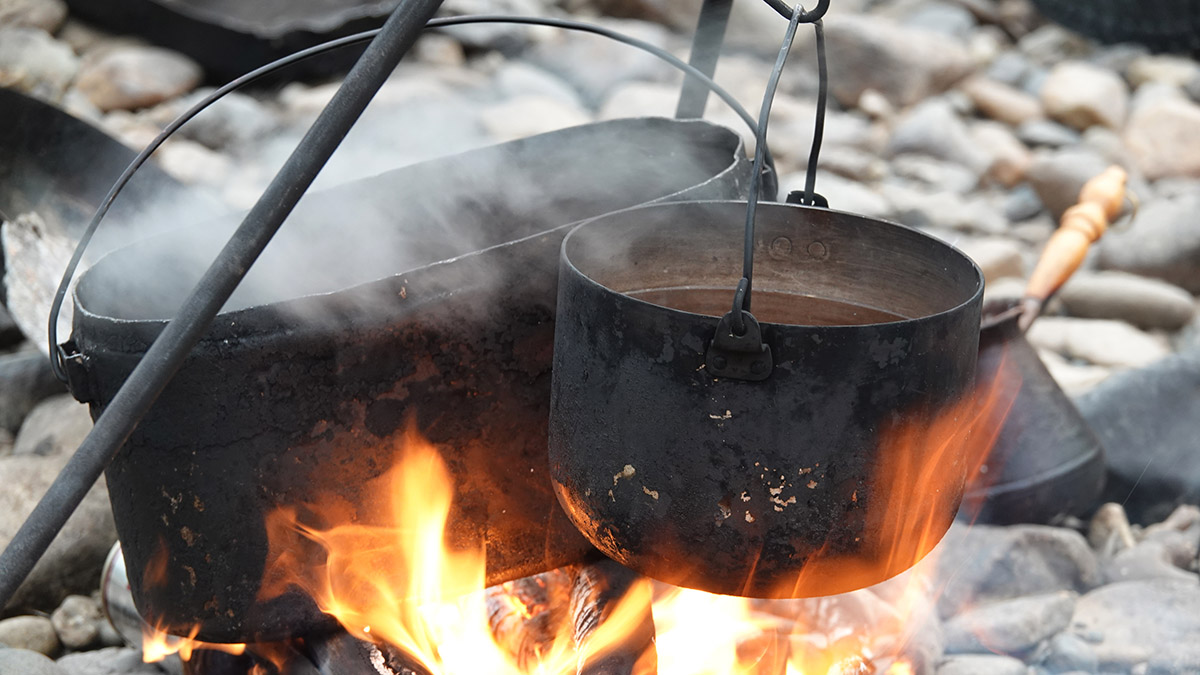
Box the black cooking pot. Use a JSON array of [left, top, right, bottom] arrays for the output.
[[962, 301, 1107, 524], [68, 118, 751, 642], [548, 200, 984, 598]]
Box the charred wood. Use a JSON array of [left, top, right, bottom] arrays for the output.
[[486, 567, 574, 670], [308, 630, 432, 675], [570, 558, 657, 675]]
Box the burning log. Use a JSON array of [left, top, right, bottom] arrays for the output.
[[485, 567, 573, 670], [308, 630, 433, 675], [570, 558, 657, 675]]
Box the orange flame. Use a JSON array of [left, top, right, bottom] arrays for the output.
[[260, 425, 657, 674], [247, 353, 1017, 674], [137, 538, 249, 664], [141, 623, 247, 663]]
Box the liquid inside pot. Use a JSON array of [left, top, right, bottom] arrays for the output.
[[626, 287, 909, 326]]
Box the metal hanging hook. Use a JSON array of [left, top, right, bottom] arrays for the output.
[[763, 0, 830, 22]]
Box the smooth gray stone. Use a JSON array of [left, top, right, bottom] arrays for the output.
[[935, 524, 1101, 620], [1058, 271, 1196, 331], [1024, 147, 1110, 219], [1037, 632, 1099, 673], [1097, 193, 1200, 294], [0, 616, 59, 655], [0, 451, 116, 612], [0, 350, 65, 434], [938, 654, 1027, 675], [1076, 352, 1200, 524], [1072, 579, 1200, 671], [943, 591, 1076, 656], [0, 647, 65, 675], [56, 647, 168, 674]]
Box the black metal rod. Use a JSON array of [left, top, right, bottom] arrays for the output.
[[800, 19, 827, 206], [739, 3, 804, 314], [0, 0, 444, 609], [675, 0, 733, 119]]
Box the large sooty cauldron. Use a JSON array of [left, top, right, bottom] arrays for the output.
[[549, 200, 984, 598], [66, 118, 751, 642]]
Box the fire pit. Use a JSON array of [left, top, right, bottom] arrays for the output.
[[9, 2, 1200, 675]]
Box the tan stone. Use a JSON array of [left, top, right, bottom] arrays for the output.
[[961, 76, 1044, 126], [1041, 61, 1129, 131], [1124, 97, 1200, 179]]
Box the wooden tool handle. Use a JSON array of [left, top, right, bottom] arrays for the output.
[[1018, 165, 1128, 330]]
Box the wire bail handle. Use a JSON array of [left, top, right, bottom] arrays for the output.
[[706, 0, 831, 381]]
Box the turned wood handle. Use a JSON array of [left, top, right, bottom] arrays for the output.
[[1019, 165, 1128, 330]]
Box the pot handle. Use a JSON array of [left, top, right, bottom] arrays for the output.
[[711, 2, 826, 381], [1018, 166, 1129, 330]]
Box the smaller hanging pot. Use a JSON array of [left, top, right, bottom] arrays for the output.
[[548, 200, 984, 598]]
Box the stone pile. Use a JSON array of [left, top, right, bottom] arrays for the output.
[[2, 0, 1200, 673]]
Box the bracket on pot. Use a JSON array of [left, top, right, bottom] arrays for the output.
[[706, 310, 773, 381]]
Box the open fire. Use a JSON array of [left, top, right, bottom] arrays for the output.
[[137, 355, 1017, 675]]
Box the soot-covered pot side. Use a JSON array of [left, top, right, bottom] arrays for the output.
[[549, 201, 984, 598]]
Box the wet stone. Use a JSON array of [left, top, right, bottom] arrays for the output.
[[0, 615, 60, 655]]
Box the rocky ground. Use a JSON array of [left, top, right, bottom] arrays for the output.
[[2, 0, 1200, 673]]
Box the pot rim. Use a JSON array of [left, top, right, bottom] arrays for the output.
[[559, 199, 985, 332]]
